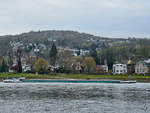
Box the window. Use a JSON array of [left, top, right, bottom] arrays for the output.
[[142, 70, 145, 73]]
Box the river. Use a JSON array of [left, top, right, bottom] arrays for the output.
[[0, 83, 149, 113]]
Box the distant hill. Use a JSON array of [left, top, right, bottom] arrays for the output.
[[0, 30, 150, 57], [0, 30, 107, 56], [0, 30, 107, 43]]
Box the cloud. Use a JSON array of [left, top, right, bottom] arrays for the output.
[[0, 0, 150, 38]]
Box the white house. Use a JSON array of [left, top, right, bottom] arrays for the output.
[[113, 64, 127, 74], [100, 65, 108, 72], [80, 49, 90, 56], [135, 61, 149, 74], [22, 65, 31, 72]]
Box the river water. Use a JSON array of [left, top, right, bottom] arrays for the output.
[[0, 83, 149, 113]]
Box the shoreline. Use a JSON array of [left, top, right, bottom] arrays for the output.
[[0, 73, 150, 83], [0, 78, 149, 83]]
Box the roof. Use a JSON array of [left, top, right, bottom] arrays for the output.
[[127, 60, 133, 64]]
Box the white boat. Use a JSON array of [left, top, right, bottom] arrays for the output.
[[3, 77, 25, 83], [120, 80, 136, 83], [19, 77, 25, 80]]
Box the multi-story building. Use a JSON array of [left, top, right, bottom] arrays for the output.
[[135, 61, 149, 74], [113, 63, 127, 74]]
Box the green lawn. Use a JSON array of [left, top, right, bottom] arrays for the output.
[[0, 73, 150, 82]]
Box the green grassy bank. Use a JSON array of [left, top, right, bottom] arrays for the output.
[[0, 73, 150, 82]]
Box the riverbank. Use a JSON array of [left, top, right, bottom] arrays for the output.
[[0, 73, 150, 82]]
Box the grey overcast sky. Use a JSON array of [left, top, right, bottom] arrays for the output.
[[0, 0, 150, 38]]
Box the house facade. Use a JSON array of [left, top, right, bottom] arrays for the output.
[[113, 63, 127, 74], [96, 65, 108, 73], [101, 65, 108, 72], [135, 61, 149, 74], [22, 64, 31, 72], [9, 64, 18, 73]]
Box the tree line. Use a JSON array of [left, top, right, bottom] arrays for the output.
[[1, 42, 150, 74]]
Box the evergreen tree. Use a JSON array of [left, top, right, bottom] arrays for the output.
[[17, 57, 22, 73], [89, 47, 99, 65], [49, 42, 57, 66], [8, 50, 13, 65], [106, 49, 114, 69], [1, 58, 7, 73]]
